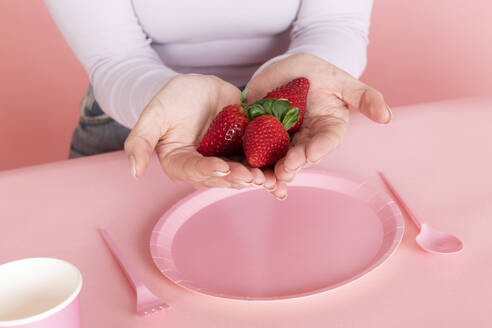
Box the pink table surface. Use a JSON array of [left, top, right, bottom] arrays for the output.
[[1, 98, 492, 327]]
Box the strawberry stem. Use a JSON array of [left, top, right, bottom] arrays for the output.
[[241, 89, 249, 105]]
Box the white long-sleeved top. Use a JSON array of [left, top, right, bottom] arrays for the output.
[[44, 0, 372, 128]]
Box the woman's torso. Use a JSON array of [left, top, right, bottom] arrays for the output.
[[133, 0, 300, 85]]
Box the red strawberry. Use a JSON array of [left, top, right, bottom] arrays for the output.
[[263, 77, 309, 133], [243, 99, 300, 168], [197, 90, 249, 156]]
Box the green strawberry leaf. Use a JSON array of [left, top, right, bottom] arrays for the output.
[[262, 99, 275, 116], [247, 104, 265, 120], [245, 97, 294, 122], [271, 99, 291, 121], [254, 98, 267, 106], [281, 107, 300, 131]]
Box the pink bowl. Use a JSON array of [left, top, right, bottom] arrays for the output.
[[150, 169, 404, 300]]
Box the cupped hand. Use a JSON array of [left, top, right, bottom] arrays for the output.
[[124, 74, 277, 190], [245, 53, 392, 197]]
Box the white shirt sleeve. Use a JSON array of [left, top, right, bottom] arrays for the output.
[[44, 0, 372, 128], [253, 0, 373, 79], [43, 0, 177, 128]]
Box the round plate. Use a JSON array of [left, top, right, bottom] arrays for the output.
[[150, 170, 404, 300]]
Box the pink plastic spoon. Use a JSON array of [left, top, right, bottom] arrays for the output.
[[378, 172, 463, 254]]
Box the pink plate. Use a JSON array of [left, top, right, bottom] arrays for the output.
[[150, 169, 404, 300]]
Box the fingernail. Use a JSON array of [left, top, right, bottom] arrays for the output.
[[238, 181, 253, 187], [239, 176, 254, 184], [129, 155, 137, 179], [284, 165, 300, 173], [384, 104, 392, 124], [306, 158, 321, 166], [264, 185, 277, 192], [252, 183, 262, 189], [277, 194, 288, 201], [213, 170, 231, 177]]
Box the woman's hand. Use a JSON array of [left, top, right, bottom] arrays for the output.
[[246, 53, 392, 197], [124, 74, 277, 190]]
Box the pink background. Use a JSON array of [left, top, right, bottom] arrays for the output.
[[1, 0, 491, 171]]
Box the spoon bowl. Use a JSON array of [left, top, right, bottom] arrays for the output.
[[416, 224, 464, 254]]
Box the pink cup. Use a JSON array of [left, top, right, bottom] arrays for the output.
[[0, 258, 82, 328]]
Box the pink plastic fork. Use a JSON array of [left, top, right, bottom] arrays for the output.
[[99, 228, 169, 315]]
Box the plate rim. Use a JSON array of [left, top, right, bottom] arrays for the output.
[[150, 169, 405, 301]]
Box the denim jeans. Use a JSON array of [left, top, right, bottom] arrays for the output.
[[69, 86, 131, 158]]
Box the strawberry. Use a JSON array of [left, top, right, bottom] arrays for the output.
[[197, 90, 249, 156], [263, 77, 309, 134], [243, 99, 300, 168]]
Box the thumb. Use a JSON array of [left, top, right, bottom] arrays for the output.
[[337, 75, 392, 124], [245, 70, 290, 104], [124, 99, 168, 178]]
